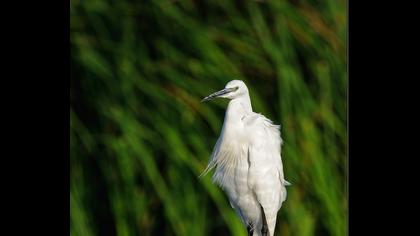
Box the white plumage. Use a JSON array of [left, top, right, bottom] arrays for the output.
[[201, 80, 290, 236]]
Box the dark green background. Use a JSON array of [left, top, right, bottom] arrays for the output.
[[70, 0, 347, 235]]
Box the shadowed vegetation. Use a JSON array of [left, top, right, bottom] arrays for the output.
[[70, 0, 347, 235]]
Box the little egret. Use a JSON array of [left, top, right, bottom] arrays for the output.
[[201, 80, 290, 236]]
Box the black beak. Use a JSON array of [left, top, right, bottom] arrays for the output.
[[201, 88, 236, 102]]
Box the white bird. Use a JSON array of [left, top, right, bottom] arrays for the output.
[[201, 80, 290, 236]]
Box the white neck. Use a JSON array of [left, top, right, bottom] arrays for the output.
[[224, 94, 252, 124], [201, 92, 253, 184]]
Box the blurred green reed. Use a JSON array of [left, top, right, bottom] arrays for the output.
[[70, 0, 347, 235]]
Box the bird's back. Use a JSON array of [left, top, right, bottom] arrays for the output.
[[244, 113, 288, 236], [244, 113, 288, 194], [203, 111, 288, 236]]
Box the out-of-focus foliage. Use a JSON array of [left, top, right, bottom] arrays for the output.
[[70, 0, 347, 235]]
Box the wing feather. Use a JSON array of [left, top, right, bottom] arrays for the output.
[[245, 113, 288, 236]]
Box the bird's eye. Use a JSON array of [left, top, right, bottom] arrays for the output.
[[233, 86, 239, 91]]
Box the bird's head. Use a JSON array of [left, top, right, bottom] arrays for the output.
[[201, 80, 249, 102]]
